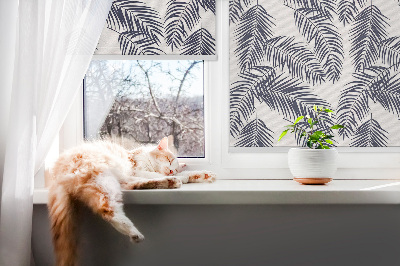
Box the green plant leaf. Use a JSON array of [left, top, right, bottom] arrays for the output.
[[274, 104, 340, 147], [294, 116, 304, 125], [316, 140, 330, 149], [309, 135, 318, 141], [278, 129, 289, 141], [331, 124, 344, 129], [310, 120, 319, 127], [307, 140, 313, 148], [316, 141, 323, 149]]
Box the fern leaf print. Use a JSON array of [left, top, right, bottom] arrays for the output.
[[289, 5, 344, 82], [350, 114, 389, 147], [235, 118, 275, 147], [350, 4, 389, 71], [164, 0, 200, 51], [230, 0, 400, 148], [182, 28, 216, 55], [199, 0, 216, 14], [264, 36, 325, 84], [106, 0, 164, 55], [107, 1, 163, 43], [337, 66, 394, 138], [234, 4, 275, 72], [356, 0, 369, 7], [255, 73, 332, 122], [230, 74, 258, 137], [337, 0, 358, 26], [96, 0, 216, 56], [284, 0, 337, 20], [370, 72, 400, 117], [230, 0, 245, 24], [380, 37, 400, 70]]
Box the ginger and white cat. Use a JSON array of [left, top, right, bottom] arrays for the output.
[[48, 137, 216, 266]]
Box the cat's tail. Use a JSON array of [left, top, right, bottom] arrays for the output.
[[48, 183, 78, 266]]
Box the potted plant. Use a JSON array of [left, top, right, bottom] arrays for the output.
[[278, 106, 344, 185]]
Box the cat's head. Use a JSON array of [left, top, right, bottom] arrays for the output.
[[149, 137, 179, 176]]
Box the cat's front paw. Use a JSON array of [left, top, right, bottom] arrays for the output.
[[187, 171, 217, 183], [130, 232, 145, 243], [177, 162, 187, 173], [166, 177, 182, 189], [203, 171, 217, 183]]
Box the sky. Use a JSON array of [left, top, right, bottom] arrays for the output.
[[87, 60, 204, 97]]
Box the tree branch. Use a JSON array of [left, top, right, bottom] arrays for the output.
[[137, 60, 162, 115], [174, 60, 201, 115]]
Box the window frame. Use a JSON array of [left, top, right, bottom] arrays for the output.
[[81, 60, 207, 160], [57, 0, 400, 181], [217, 0, 400, 179]]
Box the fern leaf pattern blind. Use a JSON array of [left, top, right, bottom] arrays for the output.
[[95, 0, 216, 59], [230, 0, 400, 148]]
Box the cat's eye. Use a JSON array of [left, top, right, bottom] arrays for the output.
[[83, 60, 205, 158], [162, 156, 172, 164]]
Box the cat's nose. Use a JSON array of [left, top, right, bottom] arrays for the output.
[[169, 170, 173, 175]]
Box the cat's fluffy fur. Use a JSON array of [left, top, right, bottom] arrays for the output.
[[48, 137, 216, 266]]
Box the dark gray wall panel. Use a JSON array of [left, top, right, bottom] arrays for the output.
[[33, 204, 400, 266]]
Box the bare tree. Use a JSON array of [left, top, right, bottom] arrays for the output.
[[85, 60, 204, 157]]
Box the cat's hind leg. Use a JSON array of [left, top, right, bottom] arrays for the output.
[[75, 172, 144, 242]]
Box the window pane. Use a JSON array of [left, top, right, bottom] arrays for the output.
[[84, 60, 204, 158]]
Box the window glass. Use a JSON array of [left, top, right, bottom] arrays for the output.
[[84, 60, 204, 158]]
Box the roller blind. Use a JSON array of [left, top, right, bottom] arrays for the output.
[[95, 0, 216, 59], [229, 0, 400, 148]]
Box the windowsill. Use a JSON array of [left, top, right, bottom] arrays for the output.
[[33, 180, 400, 205]]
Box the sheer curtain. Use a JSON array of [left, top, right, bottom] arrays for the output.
[[0, 0, 112, 265]]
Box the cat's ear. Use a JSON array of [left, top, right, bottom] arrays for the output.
[[157, 137, 168, 151], [167, 135, 178, 155]]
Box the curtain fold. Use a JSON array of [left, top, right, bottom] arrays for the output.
[[0, 0, 18, 200], [0, 0, 113, 265], [94, 0, 217, 59]]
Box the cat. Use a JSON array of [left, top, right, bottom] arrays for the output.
[[48, 137, 216, 266]]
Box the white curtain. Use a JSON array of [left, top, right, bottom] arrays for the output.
[[0, 0, 113, 265]]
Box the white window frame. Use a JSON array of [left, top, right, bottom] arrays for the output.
[[57, 0, 400, 181]]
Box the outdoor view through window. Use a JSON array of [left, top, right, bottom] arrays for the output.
[[84, 60, 204, 158]]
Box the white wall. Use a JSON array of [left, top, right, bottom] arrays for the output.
[[32, 204, 400, 266]]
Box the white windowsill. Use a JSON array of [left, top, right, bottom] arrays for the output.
[[33, 180, 400, 205]]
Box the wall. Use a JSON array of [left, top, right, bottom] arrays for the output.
[[33, 204, 400, 266]]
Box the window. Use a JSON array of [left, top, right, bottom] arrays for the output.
[[83, 60, 205, 158], [54, 0, 400, 182]]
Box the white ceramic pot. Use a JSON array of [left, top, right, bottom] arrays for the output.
[[288, 148, 338, 184]]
